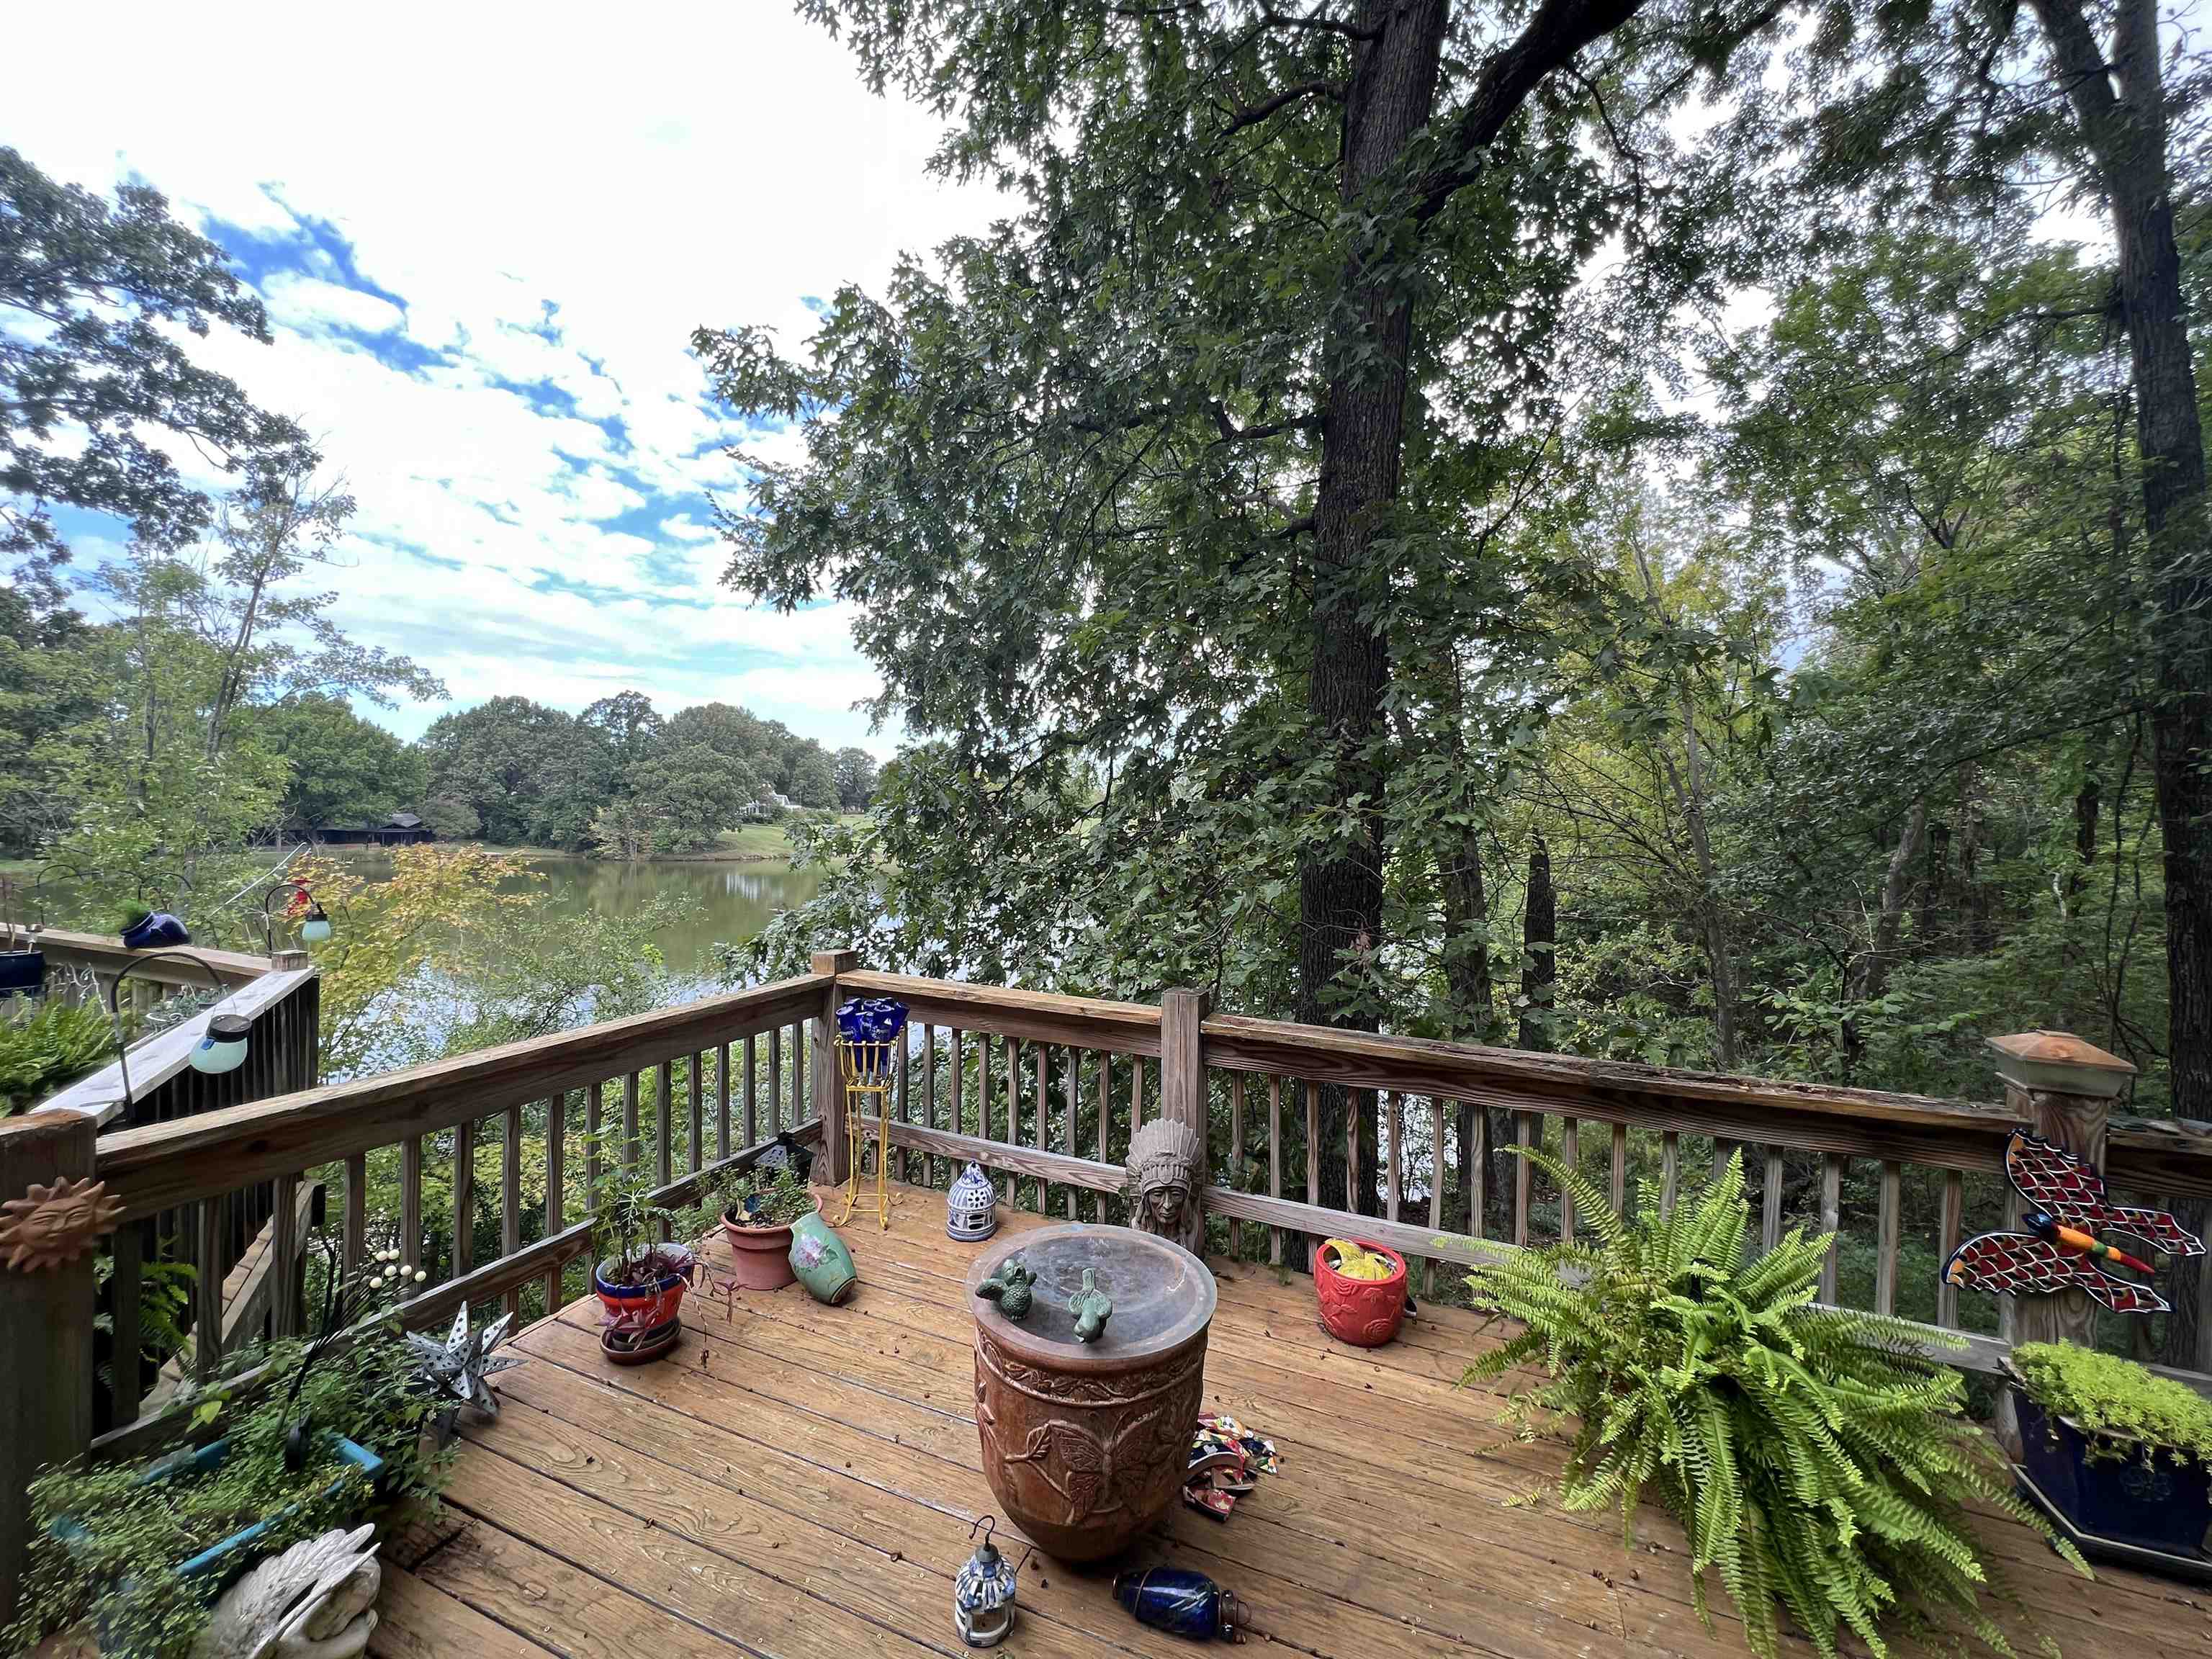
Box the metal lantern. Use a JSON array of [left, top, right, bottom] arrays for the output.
[[299, 902, 333, 943], [191, 1012, 251, 1076], [948, 1162, 998, 1244], [953, 1516, 1021, 1649]]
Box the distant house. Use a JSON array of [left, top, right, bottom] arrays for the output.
[[313, 810, 436, 847], [739, 791, 796, 824]]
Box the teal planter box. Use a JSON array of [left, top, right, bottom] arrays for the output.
[[56, 1434, 384, 1584]]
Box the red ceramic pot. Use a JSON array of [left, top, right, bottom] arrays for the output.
[[721, 1193, 822, 1290], [1315, 1240, 1408, 1347], [595, 1251, 693, 1332]]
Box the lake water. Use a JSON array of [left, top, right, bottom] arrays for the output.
[[337, 851, 824, 979]]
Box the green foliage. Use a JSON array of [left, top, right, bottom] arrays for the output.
[[2010, 1342, 2212, 1472], [583, 1130, 697, 1287], [258, 693, 430, 832], [0, 994, 114, 1112], [3, 1321, 445, 1658], [1465, 1150, 2080, 1659], [715, 1162, 814, 1226]]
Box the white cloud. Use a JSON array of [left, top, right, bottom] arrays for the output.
[[260, 274, 404, 336], [4, 2, 1000, 760]]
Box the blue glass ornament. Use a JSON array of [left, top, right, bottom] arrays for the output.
[[1112, 1568, 1250, 1642], [835, 996, 909, 1044]]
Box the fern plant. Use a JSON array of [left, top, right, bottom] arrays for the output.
[[1465, 1149, 2085, 1659]]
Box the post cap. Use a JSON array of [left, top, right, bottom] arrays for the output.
[[1988, 1030, 2136, 1100]]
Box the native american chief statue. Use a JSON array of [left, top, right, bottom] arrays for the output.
[[1124, 1117, 1205, 1256]]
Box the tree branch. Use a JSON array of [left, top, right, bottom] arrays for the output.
[[1221, 77, 1346, 135]]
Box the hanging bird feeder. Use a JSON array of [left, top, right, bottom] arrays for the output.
[[261, 880, 336, 950]]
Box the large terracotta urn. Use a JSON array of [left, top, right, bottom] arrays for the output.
[[966, 1223, 1215, 1561]]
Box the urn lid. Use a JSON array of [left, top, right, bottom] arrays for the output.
[[966, 1223, 1215, 1366]]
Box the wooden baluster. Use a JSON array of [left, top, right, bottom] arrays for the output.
[[923, 1024, 939, 1187], [1269, 1077, 1285, 1267], [545, 1089, 567, 1316], [1004, 1037, 1021, 1202], [981, 1033, 995, 1195], [401, 1136, 423, 1274], [1303, 1080, 1320, 1268], [623, 1071, 642, 1168], [688, 1054, 704, 1174], [1514, 1112, 1533, 1247], [1428, 1097, 1446, 1253], [503, 1100, 524, 1318], [716, 1043, 732, 1163], [1819, 1154, 1843, 1303], [1062, 1047, 1077, 1220], [742, 1035, 757, 1148], [587, 1080, 604, 1201], [893, 1033, 909, 1186], [1228, 1075, 1245, 1260], [1875, 1160, 1902, 1316], [1097, 1052, 1112, 1166], [109, 1219, 143, 1426], [1660, 1130, 1679, 1220], [343, 1153, 366, 1273], [789, 1020, 806, 1125], [656, 1061, 674, 1192], [1035, 1043, 1048, 1215], [1131, 1053, 1144, 1133], [768, 1028, 782, 1139], [1611, 1122, 1628, 1215], [272, 1172, 299, 1339], [1467, 1102, 1486, 1240], [950, 1027, 965, 1149], [194, 1197, 222, 1380], [1761, 1148, 1784, 1256], [1937, 1169, 1964, 1328], [1560, 1117, 1578, 1244], [1714, 1138, 1733, 1182], [1385, 1092, 1403, 1223], [453, 1118, 475, 1278]]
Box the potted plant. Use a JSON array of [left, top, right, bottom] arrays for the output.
[[119, 904, 191, 951], [587, 1140, 701, 1363], [2008, 1340, 2212, 1557], [1466, 1148, 2084, 1659], [0, 875, 45, 995], [4, 1248, 445, 1658], [716, 1164, 819, 1290]]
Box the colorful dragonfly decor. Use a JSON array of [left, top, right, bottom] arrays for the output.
[[1943, 1129, 2205, 1315]]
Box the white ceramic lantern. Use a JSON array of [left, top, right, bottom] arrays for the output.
[[947, 1162, 998, 1243], [953, 1518, 1020, 1648]]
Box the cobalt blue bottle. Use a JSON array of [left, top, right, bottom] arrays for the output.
[[1112, 1568, 1250, 1642]]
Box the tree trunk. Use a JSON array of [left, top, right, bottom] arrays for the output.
[[1298, 0, 1450, 1220], [1843, 799, 1928, 1078], [1520, 840, 1556, 1051]]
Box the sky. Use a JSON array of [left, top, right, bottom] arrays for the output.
[[5, 4, 1008, 755]]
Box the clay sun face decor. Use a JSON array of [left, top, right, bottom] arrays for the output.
[[1943, 1128, 2205, 1314], [0, 1174, 125, 1272]]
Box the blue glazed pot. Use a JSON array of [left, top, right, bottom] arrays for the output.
[[2013, 1380, 2212, 1556], [788, 1212, 858, 1305], [55, 1433, 384, 1583], [121, 912, 191, 950], [0, 947, 43, 995]]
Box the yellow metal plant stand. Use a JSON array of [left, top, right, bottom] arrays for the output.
[[833, 1037, 899, 1230]]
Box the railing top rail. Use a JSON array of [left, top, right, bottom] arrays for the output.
[[839, 969, 1164, 1055], [94, 970, 830, 1222], [34, 927, 272, 987], [36, 966, 318, 1128]]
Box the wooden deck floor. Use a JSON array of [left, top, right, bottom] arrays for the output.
[[370, 1182, 2211, 1659]]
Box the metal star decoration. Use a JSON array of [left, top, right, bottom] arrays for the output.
[[0, 1174, 124, 1272], [405, 1305, 524, 1415]]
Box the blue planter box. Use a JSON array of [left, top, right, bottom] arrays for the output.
[[57, 1434, 384, 1583], [2013, 1382, 2212, 1557]]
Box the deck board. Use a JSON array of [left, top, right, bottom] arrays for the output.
[[374, 1181, 2212, 1659]]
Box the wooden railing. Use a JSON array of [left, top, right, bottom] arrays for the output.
[[8, 950, 2212, 1622]]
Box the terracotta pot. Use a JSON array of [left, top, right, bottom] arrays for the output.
[[594, 1253, 691, 1331], [1315, 1240, 1408, 1347], [721, 1193, 822, 1290], [968, 1223, 1215, 1562]]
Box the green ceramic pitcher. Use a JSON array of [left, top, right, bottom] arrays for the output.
[[787, 1212, 858, 1305]]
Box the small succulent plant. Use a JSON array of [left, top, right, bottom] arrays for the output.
[[405, 1304, 523, 1417]]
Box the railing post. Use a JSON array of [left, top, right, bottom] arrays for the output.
[[812, 950, 860, 1184], [0, 1111, 99, 1627], [1160, 987, 1211, 1241], [1990, 1030, 2136, 1450]]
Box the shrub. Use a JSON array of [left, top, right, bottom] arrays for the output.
[[0, 995, 114, 1112], [1465, 1149, 2082, 1659], [715, 1163, 814, 1226], [2010, 1340, 2212, 1470]]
